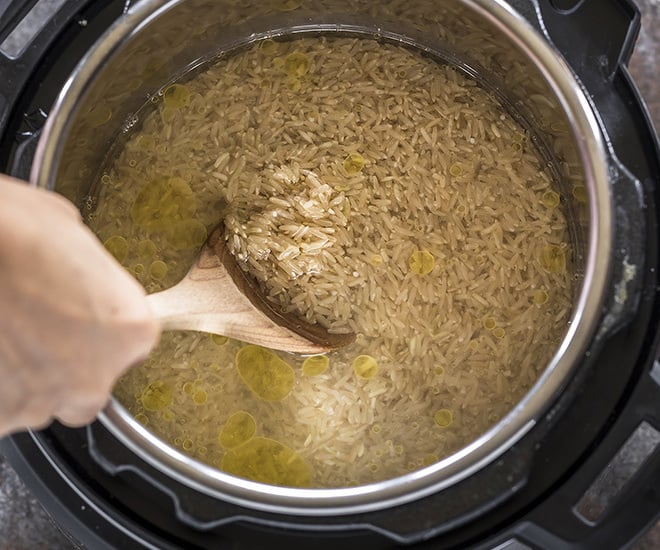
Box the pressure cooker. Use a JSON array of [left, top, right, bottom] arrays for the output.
[[0, 0, 658, 548]]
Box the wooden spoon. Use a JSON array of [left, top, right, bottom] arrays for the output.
[[145, 226, 354, 354]]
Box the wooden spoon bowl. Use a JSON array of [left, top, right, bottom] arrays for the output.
[[146, 227, 354, 354]]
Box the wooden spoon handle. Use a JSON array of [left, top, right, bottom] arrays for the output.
[[146, 260, 330, 355]]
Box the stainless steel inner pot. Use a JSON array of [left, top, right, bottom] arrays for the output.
[[31, 0, 614, 515]]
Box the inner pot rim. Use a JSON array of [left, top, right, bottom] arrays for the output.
[[31, 0, 612, 516]]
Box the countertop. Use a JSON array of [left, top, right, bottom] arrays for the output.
[[1, 0, 659, 548]]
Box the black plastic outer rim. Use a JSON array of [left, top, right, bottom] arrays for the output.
[[0, 0, 95, 136], [0, 0, 658, 548]]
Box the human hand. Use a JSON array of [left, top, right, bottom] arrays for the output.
[[0, 175, 160, 436]]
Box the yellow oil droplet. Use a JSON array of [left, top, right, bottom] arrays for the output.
[[353, 355, 378, 379], [125, 78, 142, 92], [369, 254, 383, 267], [395, 444, 404, 455], [511, 142, 522, 152], [221, 437, 311, 487], [369, 463, 379, 472], [134, 413, 149, 426], [132, 263, 145, 276], [287, 77, 302, 92], [141, 380, 172, 411], [195, 105, 207, 116], [182, 382, 194, 394], [343, 153, 365, 175], [533, 289, 549, 305], [85, 101, 112, 128], [163, 84, 191, 109], [182, 438, 193, 451], [539, 244, 566, 274], [572, 184, 588, 203], [160, 106, 176, 124], [211, 334, 229, 346], [492, 327, 506, 339], [162, 409, 174, 421], [166, 219, 207, 250], [137, 239, 157, 258], [103, 235, 128, 263], [276, 0, 301, 11], [434, 409, 453, 427], [219, 411, 256, 449], [434, 366, 444, 375], [193, 389, 208, 405], [409, 249, 435, 275], [131, 177, 197, 230], [236, 345, 295, 401], [371, 423, 381, 434], [423, 453, 439, 466], [260, 39, 278, 55], [302, 355, 329, 376], [100, 174, 112, 185], [449, 163, 463, 177], [483, 317, 497, 330], [541, 190, 560, 209], [135, 134, 156, 151], [284, 52, 310, 78], [468, 339, 478, 349], [149, 260, 168, 280]]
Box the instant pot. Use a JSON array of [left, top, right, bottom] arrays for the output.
[[1, 0, 659, 547]]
